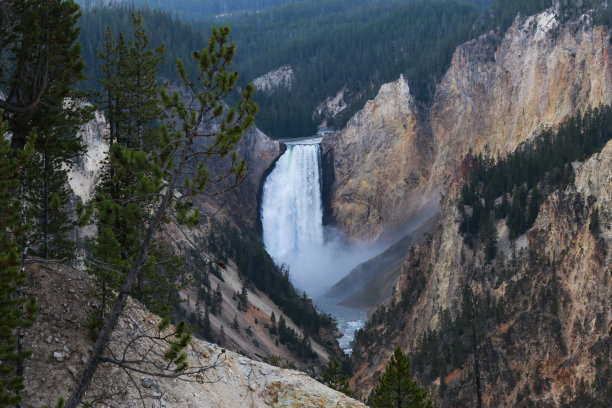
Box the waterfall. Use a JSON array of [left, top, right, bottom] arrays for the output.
[[261, 140, 324, 260], [260, 138, 369, 353]]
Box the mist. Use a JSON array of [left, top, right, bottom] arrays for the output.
[[278, 194, 441, 299]]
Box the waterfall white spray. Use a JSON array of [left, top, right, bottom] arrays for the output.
[[261, 141, 324, 260], [260, 138, 374, 352]]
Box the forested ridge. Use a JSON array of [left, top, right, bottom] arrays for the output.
[[77, 0, 612, 138], [76, 0, 309, 21]]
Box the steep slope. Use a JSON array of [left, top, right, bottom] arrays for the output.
[[429, 9, 612, 186], [322, 8, 612, 242], [321, 75, 433, 242], [210, 125, 282, 230], [68, 112, 333, 370], [21, 261, 364, 408], [349, 136, 612, 406]]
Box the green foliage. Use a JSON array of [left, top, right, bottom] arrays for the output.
[[238, 284, 248, 312], [2, 0, 90, 261], [0, 120, 38, 407], [86, 14, 187, 323], [24, 99, 91, 260], [411, 291, 505, 385], [321, 359, 353, 397], [77, 1, 612, 139], [78, 1, 488, 138], [1, 0, 84, 142], [459, 105, 612, 245], [42, 397, 65, 408], [77, 0, 306, 21], [371, 346, 433, 408]]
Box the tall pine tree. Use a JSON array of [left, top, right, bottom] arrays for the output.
[[371, 346, 433, 408], [0, 118, 38, 407]]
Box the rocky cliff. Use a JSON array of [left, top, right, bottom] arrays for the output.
[[429, 9, 612, 187], [22, 262, 364, 408], [223, 125, 282, 230], [348, 136, 612, 406], [321, 75, 433, 241], [322, 9, 612, 242]]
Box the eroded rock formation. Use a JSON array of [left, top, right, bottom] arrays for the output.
[[323, 9, 612, 242]]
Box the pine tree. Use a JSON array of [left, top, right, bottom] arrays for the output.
[[24, 98, 90, 260], [87, 14, 182, 322], [322, 359, 353, 397], [0, 119, 38, 407], [371, 346, 433, 408], [212, 283, 223, 315], [67, 23, 256, 408], [218, 325, 226, 345], [1, 0, 89, 263], [239, 284, 248, 312], [123, 13, 165, 150], [202, 305, 212, 341], [590, 208, 600, 235], [0, 0, 83, 130]]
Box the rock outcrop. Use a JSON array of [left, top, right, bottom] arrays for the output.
[[224, 125, 282, 229], [22, 262, 365, 408], [69, 108, 108, 202], [321, 75, 433, 241], [349, 138, 612, 406], [429, 10, 612, 186], [253, 65, 294, 94], [69, 110, 281, 230], [323, 9, 612, 242]]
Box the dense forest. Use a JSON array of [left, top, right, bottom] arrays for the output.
[[76, 0, 308, 21], [77, 0, 612, 138], [78, 0, 495, 137]]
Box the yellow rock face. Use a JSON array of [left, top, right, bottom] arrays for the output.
[[324, 10, 611, 242]]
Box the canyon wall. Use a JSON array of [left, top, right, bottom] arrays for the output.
[[323, 9, 612, 242], [349, 138, 612, 406]]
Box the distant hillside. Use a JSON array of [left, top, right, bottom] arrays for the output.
[[77, 1, 611, 139], [75, 0, 308, 20]]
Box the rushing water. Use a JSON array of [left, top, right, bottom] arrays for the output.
[[261, 141, 324, 260], [260, 138, 367, 354]]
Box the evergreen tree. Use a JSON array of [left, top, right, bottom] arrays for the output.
[[24, 98, 90, 260], [0, 0, 83, 137], [87, 13, 183, 324], [0, 120, 38, 407], [67, 23, 257, 408], [212, 283, 223, 315], [2, 0, 89, 262], [589, 208, 600, 235], [322, 359, 353, 397], [202, 305, 212, 341], [238, 284, 248, 312], [218, 325, 226, 345], [371, 346, 433, 408]]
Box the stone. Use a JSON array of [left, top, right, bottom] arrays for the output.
[[141, 377, 155, 388], [53, 352, 64, 362]]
